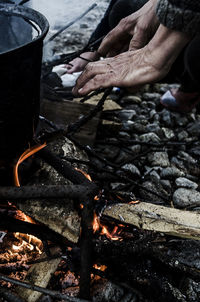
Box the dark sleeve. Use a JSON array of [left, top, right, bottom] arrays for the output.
[[87, 0, 118, 48], [156, 0, 200, 35]]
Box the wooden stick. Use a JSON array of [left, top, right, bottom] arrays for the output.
[[0, 274, 90, 302], [0, 184, 97, 201], [103, 202, 200, 240]]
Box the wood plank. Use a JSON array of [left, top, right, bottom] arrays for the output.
[[103, 202, 200, 240], [40, 98, 100, 145]]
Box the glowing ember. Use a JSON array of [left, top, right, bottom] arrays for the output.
[[75, 168, 92, 182], [129, 200, 140, 205], [93, 264, 107, 271], [93, 213, 122, 241]]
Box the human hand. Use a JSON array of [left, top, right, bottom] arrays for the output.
[[73, 25, 190, 96], [98, 0, 159, 57], [65, 51, 100, 74]]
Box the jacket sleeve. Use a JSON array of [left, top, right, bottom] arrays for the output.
[[156, 0, 200, 35], [88, 0, 118, 48]]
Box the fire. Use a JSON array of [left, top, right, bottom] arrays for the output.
[[11, 232, 42, 255], [93, 264, 107, 271], [75, 168, 92, 182], [93, 213, 122, 241], [129, 200, 140, 205], [14, 142, 47, 187]]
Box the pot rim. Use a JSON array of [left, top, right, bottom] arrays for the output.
[[0, 3, 49, 56]]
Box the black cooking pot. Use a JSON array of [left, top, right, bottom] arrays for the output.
[[0, 4, 49, 160]]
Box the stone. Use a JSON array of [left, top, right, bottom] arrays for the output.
[[139, 179, 169, 203], [139, 132, 160, 143], [118, 109, 136, 120], [118, 131, 131, 139], [177, 130, 188, 141], [121, 95, 142, 104], [173, 188, 200, 208], [178, 151, 197, 165], [143, 92, 161, 102], [162, 127, 175, 140], [187, 121, 200, 136], [130, 122, 147, 134], [121, 120, 135, 131], [160, 109, 173, 127], [160, 166, 185, 179], [160, 179, 172, 191], [128, 144, 141, 154], [149, 170, 160, 180], [148, 152, 170, 167], [122, 163, 141, 177], [149, 109, 157, 119], [175, 177, 198, 190]]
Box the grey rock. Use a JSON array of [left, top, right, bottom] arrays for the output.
[[146, 101, 156, 109], [162, 127, 175, 140], [149, 170, 160, 180], [121, 121, 134, 131], [178, 151, 197, 165], [121, 95, 142, 104], [175, 177, 198, 190], [161, 109, 173, 127], [153, 114, 160, 122], [143, 92, 161, 102], [149, 109, 157, 119], [161, 166, 185, 179], [122, 163, 141, 177], [139, 179, 169, 203], [130, 122, 147, 134], [110, 183, 126, 190], [174, 115, 188, 127], [173, 188, 200, 208], [187, 121, 200, 136], [118, 131, 131, 139], [170, 157, 187, 172], [128, 144, 141, 154], [160, 179, 172, 191], [139, 132, 160, 143], [177, 130, 188, 141], [148, 152, 170, 167], [118, 109, 136, 120], [115, 151, 135, 164]]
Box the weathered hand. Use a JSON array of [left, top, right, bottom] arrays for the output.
[[73, 25, 190, 96], [98, 0, 159, 57], [65, 51, 100, 74], [73, 47, 166, 96]]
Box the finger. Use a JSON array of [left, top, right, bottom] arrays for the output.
[[73, 74, 114, 96], [73, 61, 112, 94], [129, 29, 148, 51]]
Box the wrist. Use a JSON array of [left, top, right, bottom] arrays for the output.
[[148, 24, 190, 70]]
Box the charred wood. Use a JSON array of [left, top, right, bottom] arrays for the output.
[[39, 148, 92, 185], [79, 198, 94, 300], [0, 274, 90, 302], [0, 184, 98, 201], [0, 214, 70, 248], [0, 287, 25, 302]]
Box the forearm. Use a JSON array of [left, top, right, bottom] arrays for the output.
[[147, 24, 191, 72]]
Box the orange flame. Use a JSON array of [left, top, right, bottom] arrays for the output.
[[75, 168, 92, 182], [93, 213, 122, 241], [14, 142, 47, 187]]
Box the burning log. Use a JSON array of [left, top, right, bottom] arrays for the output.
[[14, 137, 92, 244], [16, 247, 61, 302], [103, 202, 200, 240]]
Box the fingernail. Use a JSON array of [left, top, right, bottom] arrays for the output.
[[78, 88, 83, 93]]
